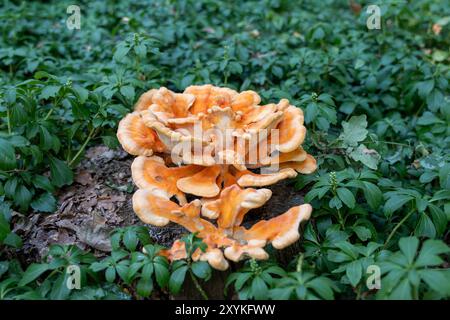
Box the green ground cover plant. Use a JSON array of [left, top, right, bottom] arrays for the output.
[[0, 0, 449, 300]]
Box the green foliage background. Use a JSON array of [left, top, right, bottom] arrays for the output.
[[0, 0, 449, 300]]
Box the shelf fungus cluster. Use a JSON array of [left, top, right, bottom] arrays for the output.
[[117, 84, 317, 270]]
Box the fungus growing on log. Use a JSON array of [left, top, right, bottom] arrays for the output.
[[117, 85, 317, 269]]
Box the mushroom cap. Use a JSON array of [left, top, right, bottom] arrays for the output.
[[132, 189, 173, 226], [118, 85, 318, 270], [116, 112, 165, 156], [243, 203, 312, 249], [131, 155, 202, 203], [237, 168, 298, 187], [132, 184, 312, 270], [118, 85, 316, 177], [176, 165, 222, 198]]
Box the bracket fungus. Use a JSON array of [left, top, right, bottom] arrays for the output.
[[117, 84, 317, 270]]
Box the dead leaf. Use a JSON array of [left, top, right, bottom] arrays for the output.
[[75, 169, 93, 186], [432, 23, 442, 35]]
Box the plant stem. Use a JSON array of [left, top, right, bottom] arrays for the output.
[[189, 271, 208, 300], [383, 209, 415, 249], [336, 208, 345, 230], [378, 140, 410, 147], [6, 107, 11, 134], [296, 254, 304, 273], [43, 108, 54, 121], [68, 125, 97, 167], [44, 97, 62, 121], [355, 284, 363, 300]]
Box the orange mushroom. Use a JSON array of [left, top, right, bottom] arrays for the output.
[[133, 184, 311, 270], [116, 85, 318, 269], [117, 85, 317, 178]]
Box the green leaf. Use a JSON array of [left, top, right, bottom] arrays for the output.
[[154, 262, 169, 288], [116, 263, 130, 283], [417, 111, 444, 126], [428, 205, 447, 235], [234, 273, 253, 291], [114, 43, 130, 62], [136, 277, 153, 297], [415, 214, 436, 238], [398, 237, 419, 265], [19, 263, 50, 286], [362, 181, 382, 209], [0, 138, 16, 171], [32, 175, 55, 193], [349, 144, 380, 170], [49, 273, 71, 300], [346, 260, 362, 287], [251, 276, 268, 300], [339, 115, 368, 147], [308, 277, 337, 300], [191, 261, 211, 280], [31, 192, 56, 213], [5, 87, 16, 104], [40, 85, 61, 100], [8, 135, 29, 147], [0, 261, 9, 278], [416, 80, 434, 99], [169, 265, 188, 294], [353, 226, 371, 241], [14, 184, 32, 211], [390, 278, 412, 300], [269, 287, 293, 300], [72, 85, 89, 103], [416, 239, 450, 267], [337, 188, 356, 209], [105, 266, 116, 283], [134, 43, 147, 59], [384, 193, 413, 216], [3, 232, 22, 248], [420, 270, 450, 296], [120, 85, 135, 102], [101, 135, 119, 149], [123, 228, 138, 252], [305, 102, 318, 123], [49, 156, 73, 187]]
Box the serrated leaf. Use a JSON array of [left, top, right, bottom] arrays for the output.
[[346, 260, 362, 287], [339, 115, 368, 147], [49, 156, 73, 187], [337, 187, 356, 209], [349, 144, 380, 170], [40, 85, 60, 100], [154, 262, 169, 288], [136, 277, 153, 297], [251, 276, 268, 300], [191, 261, 211, 280], [19, 263, 50, 286], [31, 192, 56, 212], [169, 265, 188, 294]]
